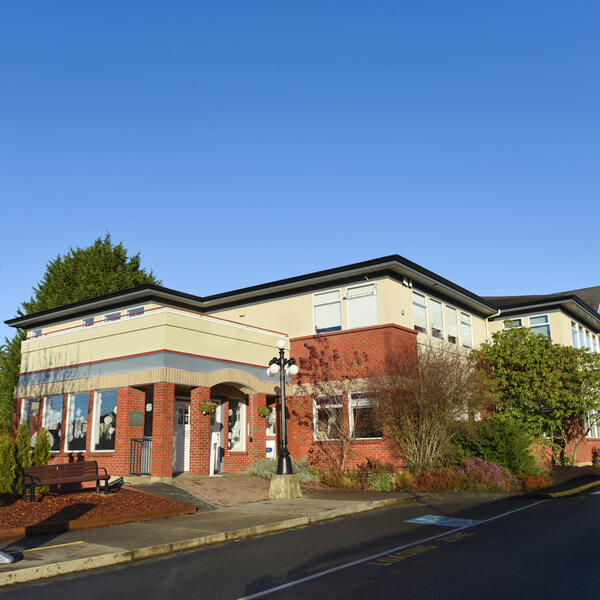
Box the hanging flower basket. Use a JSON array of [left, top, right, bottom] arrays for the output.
[[257, 405, 272, 418], [199, 401, 217, 416]]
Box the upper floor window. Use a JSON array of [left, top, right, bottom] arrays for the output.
[[412, 292, 428, 334], [105, 312, 121, 322], [314, 290, 341, 333], [504, 318, 522, 329], [82, 317, 94, 327], [345, 283, 377, 330], [529, 315, 550, 339], [429, 299, 444, 339], [32, 329, 42, 339], [594, 336, 599, 353], [572, 321, 579, 348], [445, 306, 458, 344], [460, 312, 473, 348], [127, 307, 145, 317]]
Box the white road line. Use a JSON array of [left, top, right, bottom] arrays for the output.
[[237, 499, 549, 600]]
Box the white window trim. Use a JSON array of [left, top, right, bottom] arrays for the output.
[[503, 318, 523, 329], [348, 392, 382, 440], [43, 395, 63, 453], [460, 312, 473, 348], [127, 306, 145, 318], [412, 291, 429, 335], [20, 397, 38, 426], [228, 397, 246, 452], [345, 283, 378, 330], [312, 395, 343, 441], [104, 312, 121, 322], [428, 297, 444, 340], [527, 314, 551, 339], [313, 288, 342, 334], [91, 390, 117, 453], [65, 393, 89, 453]]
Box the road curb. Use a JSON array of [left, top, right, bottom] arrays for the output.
[[548, 480, 600, 498], [0, 497, 409, 587]]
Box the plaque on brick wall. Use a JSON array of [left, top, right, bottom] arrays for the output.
[[129, 410, 144, 427]]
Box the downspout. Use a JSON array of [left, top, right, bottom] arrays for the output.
[[485, 307, 502, 343]]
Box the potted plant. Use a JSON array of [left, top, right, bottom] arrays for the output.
[[198, 401, 217, 416], [257, 405, 272, 418]]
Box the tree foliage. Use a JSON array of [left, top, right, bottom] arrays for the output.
[[473, 327, 600, 465], [0, 437, 16, 495], [32, 428, 51, 467], [0, 234, 159, 432]]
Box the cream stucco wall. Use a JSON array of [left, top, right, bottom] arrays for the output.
[[20, 308, 285, 374]]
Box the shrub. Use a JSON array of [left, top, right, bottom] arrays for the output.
[[452, 416, 538, 476], [14, 424, 31, 494], [592, 448, 600, 467], [350, 459, 393, 490], [32, 428, 51, 467], [410, 458, 517, 492], [521, 474, 553, 491], [395, 471, 414, 489], [367, 471, 395, 492], [0, 436, 16, 495], [248, 458, 320, 484]]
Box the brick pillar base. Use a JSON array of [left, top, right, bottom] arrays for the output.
[[190, 387, 211, 475], [151, 383, 175, 478]]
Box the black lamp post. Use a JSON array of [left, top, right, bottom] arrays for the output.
[[267, 339, 298, 475]]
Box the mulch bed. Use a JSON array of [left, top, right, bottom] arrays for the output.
[[0, 487, 196, 537]]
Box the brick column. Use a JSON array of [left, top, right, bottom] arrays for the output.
[[189, 387, 211, 475], [248, 393, 267, 463], [151, 382, 175, 478], [114, 387, 145, 476]]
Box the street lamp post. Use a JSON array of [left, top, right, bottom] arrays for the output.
[[266, 338, 299, 476]]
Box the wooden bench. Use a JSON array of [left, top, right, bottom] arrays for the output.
[[22, 461, 110, 502]]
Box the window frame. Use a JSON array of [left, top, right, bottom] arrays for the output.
[[91, 389, 118, 452], [227, 397, 246, 452], [104, 312, 121, 322], [65, 392, 90, 453], [82, 317, 94, 327], [313, 289, 342, 334], [460, 312, 473, 348], [312, 395, 343, 441], [127, 306, 145, 318], [528, 314, 551, 339], [345, 283, 378, 330], [348, 392, 382, 440], [42, 395, 64, 453], [412, 291, 429, 334], [20, 397, 40, 433]]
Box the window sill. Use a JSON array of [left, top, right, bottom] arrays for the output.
[[90, 450, 115, 453]]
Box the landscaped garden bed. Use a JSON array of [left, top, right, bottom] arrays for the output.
[[0, 487, 196, 540]]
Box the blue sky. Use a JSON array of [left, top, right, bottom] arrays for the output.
[[1, 1, 599, 341]]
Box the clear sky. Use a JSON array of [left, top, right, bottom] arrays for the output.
[[1, 1, 598, 341]]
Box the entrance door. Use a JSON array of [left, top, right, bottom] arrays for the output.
[[209, 398, 225, 475], [173, 401, 190, 472]]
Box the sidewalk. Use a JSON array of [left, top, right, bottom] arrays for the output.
[[0, 482, 415, 588]]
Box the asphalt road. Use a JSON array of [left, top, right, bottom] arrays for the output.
[[3, 492, 599, 599]]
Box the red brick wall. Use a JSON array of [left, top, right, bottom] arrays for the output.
[[190, 387, 211, 475], [286, 325, 418, 471], [150, 382, 175, 477]]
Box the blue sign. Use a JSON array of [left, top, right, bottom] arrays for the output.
[[406, 514, 481, 527]]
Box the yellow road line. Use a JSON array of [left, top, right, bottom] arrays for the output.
[[23, 541, 84, 552], [549, 480, 600, 498]]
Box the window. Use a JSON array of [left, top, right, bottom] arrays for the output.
[[529, 315, 551, 338], [579, 325, 586, 349], [32, 329, 42, 338], [227, 398, 246, 451], [461, 312, 473, 348], [587, 411, 600, 438], [66, 392, 89, 452], [585, 330, 592, 350], [43, 395, 63, 452], [345, 284, 377, 329], [266, 407, 276, 437], [93, 389, 117, 451], [594, 336, 599, 353], [445, 306, 458, 344], [105, 312, 121, 322], [504, 318, 522, 329], [314, 290, 341, 333], [127, 307, 145, 317], [349, 392, 382, 438], [429, 299, 444, 339], [20, 398, 40, 434], [82, 317, 94, 327], [413, 292, 428, 334], [572, 321, 579, 348], [313, 395, 342, 440]]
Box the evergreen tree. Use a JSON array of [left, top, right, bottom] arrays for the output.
[[0, 437, 17, 495], [32, 428, 51, 467], [14, 423, 31, 494], [0, 234, 160, 432]]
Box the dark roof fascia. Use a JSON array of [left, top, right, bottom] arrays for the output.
[[4, 285, 207, 329], [5, 255, 497, 329], [488, 295, 600, 331]]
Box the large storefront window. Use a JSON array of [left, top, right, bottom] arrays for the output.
[[20, 398, 40, 434], [67, 392, 89, 452], [43, 395, 63, 452], [93, 389, 117, 451], [228, 398, 245, 451]]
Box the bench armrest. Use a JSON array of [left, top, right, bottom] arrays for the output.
[[22, 473, 41, 485], [98, 467, 109, 478]]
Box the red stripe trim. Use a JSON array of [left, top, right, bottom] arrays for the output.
[[18, 349, 269, 376]]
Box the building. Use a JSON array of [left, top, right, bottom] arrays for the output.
[[6, 255, 600, 477]]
